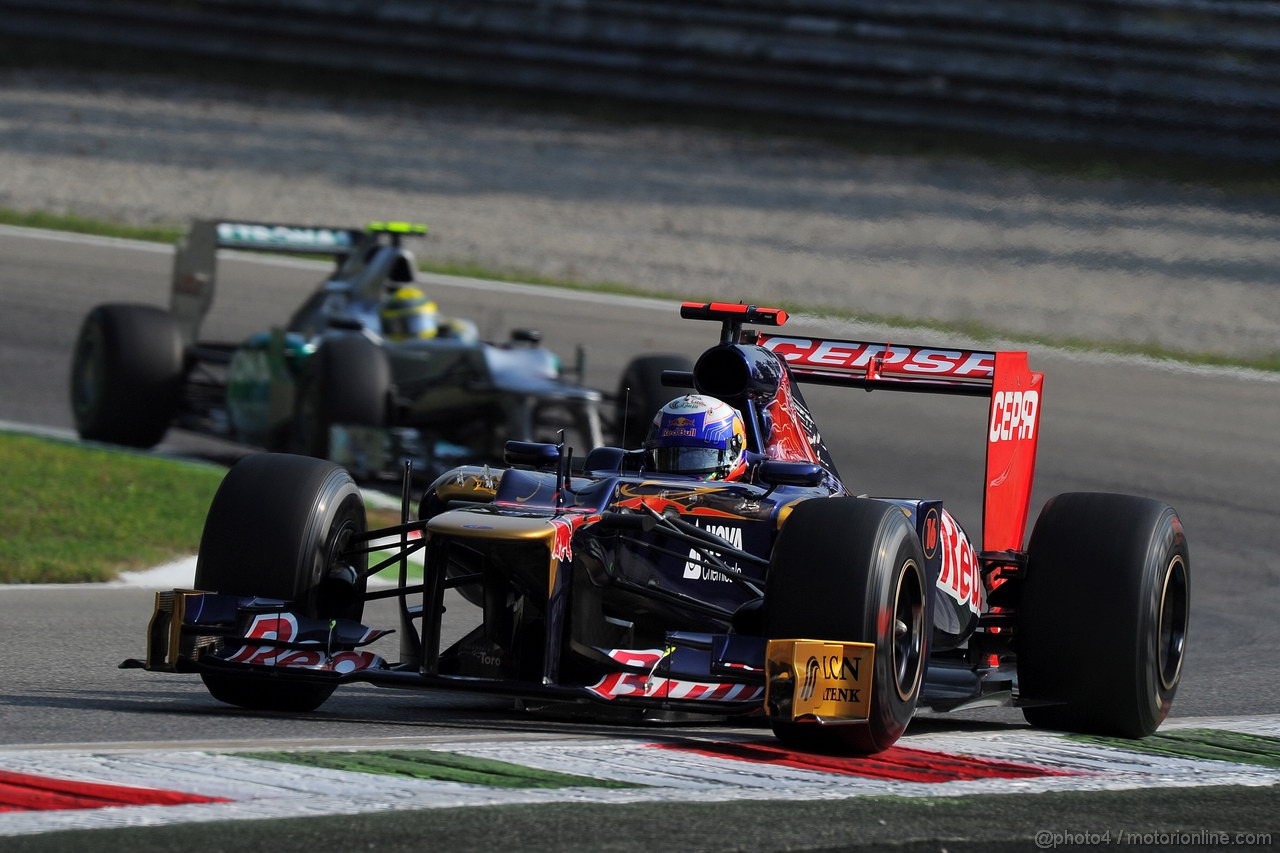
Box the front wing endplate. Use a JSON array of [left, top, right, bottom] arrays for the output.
[[764, 639, 874, 724]]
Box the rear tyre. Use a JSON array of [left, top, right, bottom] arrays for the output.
[[765, 498, 928, 754], [194, 453, 368, 712], [69, 304, 183, 447], [295, 334, 390, 459], [1017, 492, 1190, 737], [615, 354, 692, 448]]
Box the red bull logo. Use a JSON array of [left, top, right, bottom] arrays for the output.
[[661, 414, 698, 437]]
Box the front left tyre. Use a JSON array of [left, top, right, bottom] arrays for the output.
[[70, 303, 183, 447], [294, 333, 390, 460], [194, 453, 368, 712]]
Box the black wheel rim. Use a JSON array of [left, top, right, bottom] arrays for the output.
[[71, 327, 104, 420], [328, 515, 360, 576], [892, 559, 926, 701], [1157, 554, 1189, 692], [312, 502, 366, 620]]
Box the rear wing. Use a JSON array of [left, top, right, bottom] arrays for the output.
[[681, 303, 1043, 553], [758, 333, 1042, 553], [169, 219, 428, 345], [757, 334, 999, 398]]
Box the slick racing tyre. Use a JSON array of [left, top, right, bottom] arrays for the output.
[[69, 303, 183, 448], [194, 453, 369, 712], [615, 354, 693, 448], [1017, 492, 1190, 737], [295, 333, 390, 460], [765, 498, 929, 754]]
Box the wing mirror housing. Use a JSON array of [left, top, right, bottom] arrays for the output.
[[504, 440, 560, 469], [757, 460, 826, 488], [510, 328, 543, 345]]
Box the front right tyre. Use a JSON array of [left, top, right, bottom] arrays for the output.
[[194, 453, 368, 712]]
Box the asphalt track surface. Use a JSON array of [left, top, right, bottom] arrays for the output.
[[1, 228, 1278, 849]]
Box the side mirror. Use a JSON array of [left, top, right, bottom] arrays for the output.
[[510, 328, 543, 345], [504, 440, 560, 469], [326, 315, 365, 331], [757, 460, 826, 488]]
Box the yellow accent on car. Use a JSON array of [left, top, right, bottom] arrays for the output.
[[368, 221, 429, 235], [765, 639, 875, 724]]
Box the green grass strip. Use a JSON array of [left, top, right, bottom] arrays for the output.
[[0, 430, 425, 583], [243, 749, 641, 789], [0, 431, 225, 583], [0, 208, 185, 244], [1071, 728, 1280, 769]]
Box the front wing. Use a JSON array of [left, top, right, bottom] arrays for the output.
[[129, 590, 872, 726]]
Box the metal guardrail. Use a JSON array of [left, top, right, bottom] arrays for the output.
[[2, 0, 1279, 161]]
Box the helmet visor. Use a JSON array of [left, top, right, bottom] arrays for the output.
[[652, 446, 729, 477], [384, 308, 437, 339], [401, 310, 437, 339]]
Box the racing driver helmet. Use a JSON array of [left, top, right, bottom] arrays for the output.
[[644, 395, 748, 481], [380, 286, 439, 340]]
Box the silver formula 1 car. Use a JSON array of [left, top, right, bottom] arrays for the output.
[[71, 221, 674, 479], [130, 302, 1189, 754]]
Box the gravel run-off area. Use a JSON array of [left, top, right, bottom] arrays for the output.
[[2, 68, 1278, 361]]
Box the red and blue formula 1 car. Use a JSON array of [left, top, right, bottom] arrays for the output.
[[130, 302, 1190, 753]]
